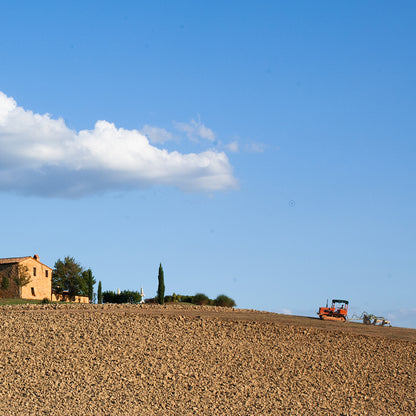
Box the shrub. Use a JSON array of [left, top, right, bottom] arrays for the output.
[[172, 293, 236, 307], [215, 294, 236, 308], [179, 295, 194, 304], [41, 297, 50, 304], [102, 290, 142, 304], [193, 293, 210, 305]]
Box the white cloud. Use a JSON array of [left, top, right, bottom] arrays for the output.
[[173, 117, 216, 142], [140, 124, 173, 144], [0, 92, 238, 197], [245, 141, 265, 153], [225, 141, 239, 153], [387, 308, 416, 329], [277, 308, 292, 315]]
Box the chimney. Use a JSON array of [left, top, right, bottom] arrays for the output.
[[33, 254, 40, 261]]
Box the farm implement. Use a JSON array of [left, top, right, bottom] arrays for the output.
[[349, 312, 391, 327]]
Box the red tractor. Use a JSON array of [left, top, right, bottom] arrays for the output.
[[318, 299, 349, 321]]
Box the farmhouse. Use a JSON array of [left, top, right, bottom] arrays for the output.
[[0, 255, 52, 301], [51, 291, 89, 303]]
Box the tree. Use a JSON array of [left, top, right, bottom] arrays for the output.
[[157, 263, 165, 305], [215, 294, 236, 308], [97, 281, 103, 304], [53, 256, 84, 300], [87, 269, 95, 302], [80, 269, 96, 302], [14, 265, 32, 297], [194, 293, 210, 305], [102, 290, 142, 304]]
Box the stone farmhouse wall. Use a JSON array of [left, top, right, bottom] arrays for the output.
[[20, 256, 53, 300], [0, 255, 53, 301], [51, 293, 89, 303]]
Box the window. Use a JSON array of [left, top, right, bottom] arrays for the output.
[[31, 287, 35, 296], [45, 270, 48, 278], [33, 267, 36, 276]]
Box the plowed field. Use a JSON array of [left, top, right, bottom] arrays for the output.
[[0, 304, 414, 415]]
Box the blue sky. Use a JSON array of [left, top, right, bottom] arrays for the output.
[[1, 1, 415, 327]]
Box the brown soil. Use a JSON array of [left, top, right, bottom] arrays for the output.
[[0, 304, 414, 415]]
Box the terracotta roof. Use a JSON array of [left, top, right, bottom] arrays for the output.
[[0, 256, 53, 270], [0, 256, 32, 265]]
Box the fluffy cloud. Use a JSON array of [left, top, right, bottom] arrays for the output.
[[0, 92, 237, 197]]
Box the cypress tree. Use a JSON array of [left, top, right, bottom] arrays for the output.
[[97, 281, 103, 304], [87, 269, 94, 302], [157, 263, 165, 305]]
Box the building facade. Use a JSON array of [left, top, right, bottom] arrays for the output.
[[0, 255, 53, 300]]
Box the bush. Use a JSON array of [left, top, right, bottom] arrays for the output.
[[170, 293, 236, 307], [102, 290, 142, 304], [41, 297, 50, 304], [193, 293, 210, 305], [215, 294, 236, 308]]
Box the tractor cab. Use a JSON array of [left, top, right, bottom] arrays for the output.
[[332, 299, 349, 313], [318, 299, 349, 321]]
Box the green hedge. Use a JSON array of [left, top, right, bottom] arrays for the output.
[[102, 290, 142, 304]]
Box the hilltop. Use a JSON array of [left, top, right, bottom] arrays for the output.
[[0, 304, 414, 415]]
